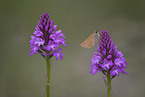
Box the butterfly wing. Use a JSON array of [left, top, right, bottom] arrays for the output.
[[80, 33, 95, 48]]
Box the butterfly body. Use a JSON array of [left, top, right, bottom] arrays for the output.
[[80, 31, 100, 48]]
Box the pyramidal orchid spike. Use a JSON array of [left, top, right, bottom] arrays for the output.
[[29, 12, 67, 60], [90, 30, 127, 76]]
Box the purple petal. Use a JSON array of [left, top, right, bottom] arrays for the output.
[[101, 59, 113, 69], [49, 20, 54, 28], [45, 40, 59, 51], [53, 48, 64, 60], [33, 31, 43, 37]]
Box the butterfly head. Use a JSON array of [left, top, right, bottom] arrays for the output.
[[95, 31, 100, 39]]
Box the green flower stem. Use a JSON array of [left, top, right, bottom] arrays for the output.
[[46, 57, 50, 97], [107, 71, 111, 97]]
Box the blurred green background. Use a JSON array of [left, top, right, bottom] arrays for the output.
[[0, 0, 145, 97]]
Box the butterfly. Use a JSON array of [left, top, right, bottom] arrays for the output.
[[80, 31, 100, 48]]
